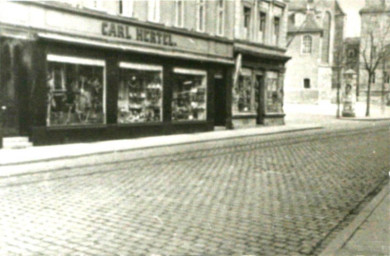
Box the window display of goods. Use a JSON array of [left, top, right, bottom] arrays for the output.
[[46, 62, 105, 126], [236, 75, 252, 113], [266, 71, 283, 113], [118, 67, 162, 123], [172, 71, 207, 121]]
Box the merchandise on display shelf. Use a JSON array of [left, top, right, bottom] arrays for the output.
[[46, 61, 105, 126], [172, 72, 207, 121], [118, 68, 162, 123]]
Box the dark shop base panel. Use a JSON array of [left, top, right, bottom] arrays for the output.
[[31, 122, 214, 146]]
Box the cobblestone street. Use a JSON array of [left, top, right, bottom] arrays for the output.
[[0, 124, 389, 255]]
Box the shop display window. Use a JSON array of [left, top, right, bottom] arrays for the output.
[[266, 71, 283, 113], [233, 69, 253, 113], [46, 55, 105, 126], [118, 63, 163, 123], [172, 68, 207, 121]]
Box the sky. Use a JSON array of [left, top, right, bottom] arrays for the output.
[[338, 0, 366, 37]]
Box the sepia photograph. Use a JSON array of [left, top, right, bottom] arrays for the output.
[[0, 0, 389, 255]]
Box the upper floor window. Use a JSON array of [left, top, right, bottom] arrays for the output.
[[119, 0, 133, 17], [148, 0, 160, 22], [243, 6, 252, 39], [244, 6, 251, 29], [384, 72, 390, 83], [273, 16, 280, 46], [86, 0, 103, 10], [92, 0, 101, 9], [175, 0, 184, 27], [258, 11, 266, 43], [216, 0, 225, 36], [302, 35, 312, 54], [289, 13, 295, 26], [197, 0, 206, 32], [304, 78, 311, 89]]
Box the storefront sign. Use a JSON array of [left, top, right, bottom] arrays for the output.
[[102, 22, 177, 47]]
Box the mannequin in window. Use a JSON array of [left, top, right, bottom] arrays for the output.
[[46, 71, 56, 125], [90, 76, 102, 119], [76, 75, 92, 123]]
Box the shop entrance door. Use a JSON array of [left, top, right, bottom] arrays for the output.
[[214, 75, 226, 126], [0, 41, 24, 137], [255, 74, 264, 124]]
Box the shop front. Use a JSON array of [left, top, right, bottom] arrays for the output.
[[231, 42, 290, 128], [0, 1, 233, 145]]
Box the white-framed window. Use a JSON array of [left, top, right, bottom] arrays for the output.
[[243, 5, 252, 40], [119, 0, 133, 17], [273, 16, 280, 46], [148, 0, 160, 22], [118, 62, 163, 123], [197, 0, 206, 32], [172, 68, 207, 121], [302, 35, 312, 54], [258, 11, 267, 43], [175, 0, 184, 27], [216, 0, 225, 36], [85, 0, 104, 10], [46, 54, 106, 126]]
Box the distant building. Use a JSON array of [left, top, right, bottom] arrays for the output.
[[0, 0, 289, 146], [359, 0, 390, 104], [284, 0, 345, 104]]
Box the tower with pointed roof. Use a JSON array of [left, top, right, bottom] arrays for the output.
[[284, 0, 345, 104]]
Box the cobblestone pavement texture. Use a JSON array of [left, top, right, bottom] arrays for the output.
[[0, 124, 389, 255]]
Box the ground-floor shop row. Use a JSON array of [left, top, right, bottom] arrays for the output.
[[1, 33, 289, 146]]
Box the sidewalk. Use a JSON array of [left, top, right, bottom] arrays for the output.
[[0, 124, 321, 166], [284, 103, 390, 128], [320, 182, 390, 256], [285, 102, 390, 115], [1, 102, 389, 167]]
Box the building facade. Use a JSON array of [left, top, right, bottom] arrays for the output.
[[231, 0, 290, 127], [284, 0, 345, 104], [359, 0, 390, 104], [0, 0, 289, 145]]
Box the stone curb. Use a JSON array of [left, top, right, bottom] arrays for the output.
[[319, 182, 390, 256], [0, 126, 322, 167], [339, 117, 390, 121]]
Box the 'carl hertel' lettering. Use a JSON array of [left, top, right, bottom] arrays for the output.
[[101, 22, 177, 47]]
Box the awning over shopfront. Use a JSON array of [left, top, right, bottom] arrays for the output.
[[37, 32, 234, 65], [234, 42, 291, 62]]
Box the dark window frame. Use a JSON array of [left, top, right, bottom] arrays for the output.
[[304, 78, 311, 89]]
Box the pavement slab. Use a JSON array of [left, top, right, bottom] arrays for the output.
[[322, 184, 390, 256]]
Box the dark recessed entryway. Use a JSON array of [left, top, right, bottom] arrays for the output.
[[214, 74, 226, 127]]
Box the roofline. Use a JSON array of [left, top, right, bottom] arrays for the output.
[[359, 8, 390, 15], [288, 30, 323, 36], [335, 0, 346, 16]]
